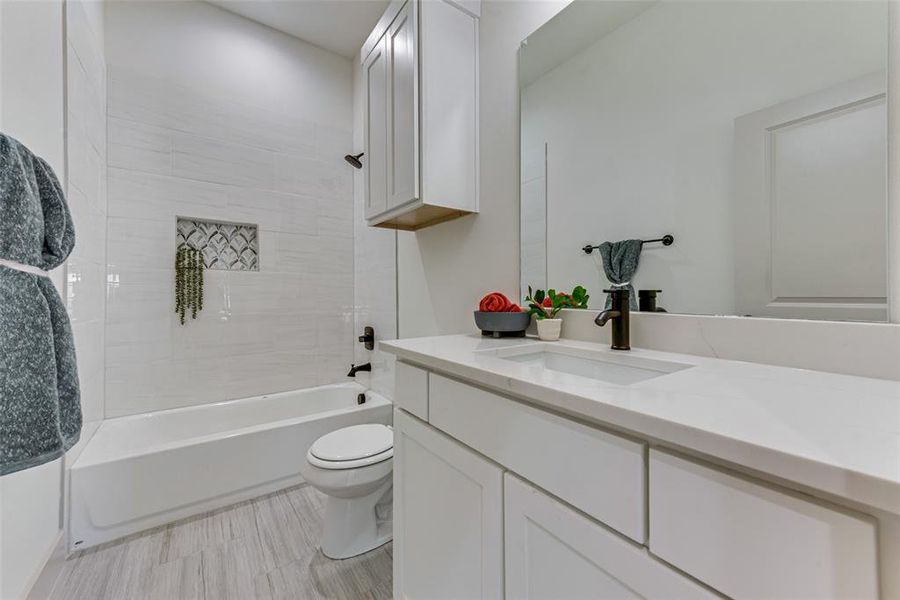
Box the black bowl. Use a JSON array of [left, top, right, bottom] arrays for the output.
[[473, 311, 531, 338]]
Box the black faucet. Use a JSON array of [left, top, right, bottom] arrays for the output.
[[594, 288, 630, 350], [347, 363, 372, 377]]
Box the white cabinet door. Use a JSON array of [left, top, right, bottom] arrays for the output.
[[393, 409, 503, 600], [505, 474, 715, 600], [386, 0, 418, 210], [364, 34, 388, 219], [419, 0, 478, 211], [649, 449, 879, 600]]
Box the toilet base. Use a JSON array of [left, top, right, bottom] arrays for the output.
[[321, 478, 393, 560]]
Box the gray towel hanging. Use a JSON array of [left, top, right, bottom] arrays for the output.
[[597, 239, 642, 310], [1, 133, 81, 475]]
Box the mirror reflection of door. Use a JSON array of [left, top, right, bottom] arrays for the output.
[[734, 74, 887, 321]]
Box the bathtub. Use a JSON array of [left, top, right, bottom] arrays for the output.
[[69, 382, 391, 550]]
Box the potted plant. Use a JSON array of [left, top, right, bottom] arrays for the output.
[[525, 285, 589, 341]]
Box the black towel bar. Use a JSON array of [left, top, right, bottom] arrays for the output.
[[582, 234, 674, 255]]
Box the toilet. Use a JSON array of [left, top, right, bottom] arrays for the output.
[[300, 423, 394, 559]]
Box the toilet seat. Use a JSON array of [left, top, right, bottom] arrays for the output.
[[308, 424, 394, 470]]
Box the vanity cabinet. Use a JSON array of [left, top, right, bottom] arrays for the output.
[[505, 474, 715, 600], [391, 358, 886, 599], [393, 409, 503, 600], [361, 0, 479, 230]]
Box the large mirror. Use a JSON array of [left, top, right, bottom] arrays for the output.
[[520, 0, 890, 322]]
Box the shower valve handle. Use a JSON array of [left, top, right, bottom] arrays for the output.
[[358, 326, 375, 350]]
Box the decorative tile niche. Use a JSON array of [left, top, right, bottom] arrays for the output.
[[176, 218, 259, 271]]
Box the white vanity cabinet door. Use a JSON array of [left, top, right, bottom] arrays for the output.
[[386, 0, 417, 211], [505, 474, 715, 600], [649, 449, 879, 600], [393, 408, 503, 600], [364, 34, 389, 219]]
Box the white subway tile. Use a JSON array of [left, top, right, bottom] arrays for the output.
[[106, 268, 173, 324], [71, 319, 105, 422], [273, 152, 351, 200], [66, 258, 106, 324], [68, 189, 107, 264], [107, 217, 173, 271], [108, 168, 229, 221], [109, 118, 172, 175], [172, 132, 276, 188]]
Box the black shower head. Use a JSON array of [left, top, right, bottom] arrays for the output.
[[344, 152, 364, 169]]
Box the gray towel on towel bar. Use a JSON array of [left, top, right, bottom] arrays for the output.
[[1, 133, 81, 475], [598, 239, 642, 310]]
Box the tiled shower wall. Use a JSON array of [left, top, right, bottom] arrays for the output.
[[65, 0, 107, 429], [104, 66, 354, 416]]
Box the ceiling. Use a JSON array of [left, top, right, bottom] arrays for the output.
[[519, 1, 656, 87], [208, 0, 391, 58]]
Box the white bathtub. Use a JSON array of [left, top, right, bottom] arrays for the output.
[[69, 382, 391, 550]]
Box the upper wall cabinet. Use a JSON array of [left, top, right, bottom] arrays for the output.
[[361, 0, 480, 230]]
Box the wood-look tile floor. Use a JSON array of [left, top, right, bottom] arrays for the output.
[[49, 485, 393, 600]]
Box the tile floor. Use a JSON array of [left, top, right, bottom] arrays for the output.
[[49, 485, 392, 599]]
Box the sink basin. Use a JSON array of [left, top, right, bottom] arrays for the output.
[[486, 344, 692, 385]]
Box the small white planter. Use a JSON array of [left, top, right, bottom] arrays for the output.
[[536, 318, 562, 341]]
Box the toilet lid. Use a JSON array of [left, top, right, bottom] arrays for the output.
[[310, 424, 393, 463]]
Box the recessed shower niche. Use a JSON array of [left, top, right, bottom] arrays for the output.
[[176, 217, 259, 271]]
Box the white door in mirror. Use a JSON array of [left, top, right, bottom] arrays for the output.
[[734, 73, 887, 322]]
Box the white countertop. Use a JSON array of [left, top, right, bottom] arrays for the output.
[[381, 334, 900, 516]]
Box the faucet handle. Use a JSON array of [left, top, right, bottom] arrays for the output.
[[603, 287, 628, 294]]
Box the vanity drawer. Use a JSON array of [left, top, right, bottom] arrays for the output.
[[649, 449, 879, 599], [394, 361, 428, 421], [429, 374, 646, 542]]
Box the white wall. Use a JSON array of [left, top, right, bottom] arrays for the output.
[[104, 1, 355, 416], [398, 0, 570, 337], [0, 3, 66, 597], [521, 1, 887, 315]]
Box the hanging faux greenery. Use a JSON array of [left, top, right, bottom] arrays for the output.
[[175, 246, 204, 325]]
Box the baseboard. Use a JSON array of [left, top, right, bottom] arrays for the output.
[[24, 532, 65, 600]]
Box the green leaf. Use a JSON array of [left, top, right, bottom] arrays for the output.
[[528, 306, 545, 320]]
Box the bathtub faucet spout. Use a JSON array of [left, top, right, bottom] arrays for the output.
[[346, 363, 372, 377]]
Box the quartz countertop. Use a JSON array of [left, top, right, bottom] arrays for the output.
[[381, 334, 900, 515]]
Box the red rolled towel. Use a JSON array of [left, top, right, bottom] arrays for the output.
[[479, 292, 517, 312]]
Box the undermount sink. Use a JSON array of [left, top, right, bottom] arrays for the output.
[[485, 344, 692, 385]]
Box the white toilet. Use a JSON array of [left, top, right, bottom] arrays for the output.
[[299, 423, 394, 559]]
